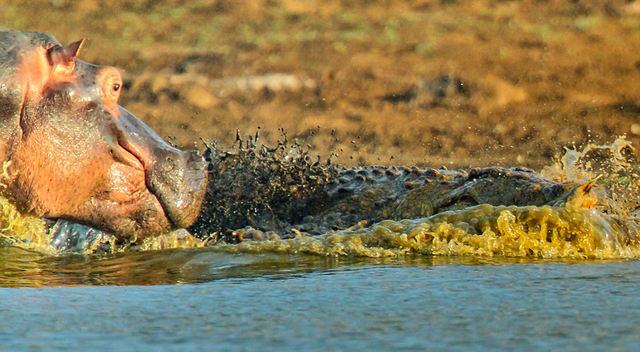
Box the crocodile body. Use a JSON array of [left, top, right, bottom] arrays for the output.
[[187, 141, 585, 239], [282, 166, 579, 236]]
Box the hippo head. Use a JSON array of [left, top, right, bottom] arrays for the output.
[[0, 30, 207, 240]]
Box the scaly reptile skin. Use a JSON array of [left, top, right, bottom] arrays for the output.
[[188, 140, 584, 238], [289, 166, 578, 235]]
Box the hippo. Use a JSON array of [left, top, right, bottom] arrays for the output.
[[0, 30, 207, 240]]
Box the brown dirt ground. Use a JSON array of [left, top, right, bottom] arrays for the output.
[[3, 0, 640, 169]]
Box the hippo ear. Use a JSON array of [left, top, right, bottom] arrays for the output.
[[47, 38, 86, 68], [63, 38, 86, 61]]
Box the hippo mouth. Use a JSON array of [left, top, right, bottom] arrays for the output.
[[107, 134, 208, 236], [58, 105, 210, 239], [112, 141, 145, 173]]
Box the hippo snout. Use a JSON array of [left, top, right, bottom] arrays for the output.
[[146, 148, 208, 228], [115, 106, 208, 234]]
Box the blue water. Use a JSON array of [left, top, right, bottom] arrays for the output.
[[1, 248, 639, 351]]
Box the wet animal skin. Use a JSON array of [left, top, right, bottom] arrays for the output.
[[190, 141, 591, 239], [280, 165, 588, 236], [0, 30, 207, 240]]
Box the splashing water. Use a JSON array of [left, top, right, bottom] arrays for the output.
[[205, 137, 640, 259], [1, 138, 640, 259], [211, 204, 637, 259]]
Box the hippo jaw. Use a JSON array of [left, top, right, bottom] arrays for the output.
[[105, 106, 209, 234], [0, 30, 207, 240], [63, 106, 209, 239]]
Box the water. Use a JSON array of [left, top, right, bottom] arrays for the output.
[[3, 140, 640, 351], [1, 249, 640, 351]]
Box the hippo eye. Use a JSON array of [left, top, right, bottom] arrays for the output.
[[102, 76, 122, 110], [100, 69, 123, 111]]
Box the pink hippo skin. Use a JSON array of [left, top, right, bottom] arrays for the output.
[[0, 30, 207, 240]]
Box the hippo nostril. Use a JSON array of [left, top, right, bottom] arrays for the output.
[[146, 149, 208, 229], [161, 155, 177, 172]]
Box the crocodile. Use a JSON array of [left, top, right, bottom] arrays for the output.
[[186, 136, 597, 242]]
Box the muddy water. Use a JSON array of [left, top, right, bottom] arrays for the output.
[[2, 140, 640, 350], [2, 250, 640, 351]]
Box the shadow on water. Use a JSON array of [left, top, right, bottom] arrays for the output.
[[0, 244, 627, 288]]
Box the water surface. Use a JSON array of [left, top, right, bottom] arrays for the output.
[[2, 140, 639, 351], [1, 248, 639, 352]]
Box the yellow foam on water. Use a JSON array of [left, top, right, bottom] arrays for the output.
[[209, 204, 639, 259], [0, 192, 52, 254], [0, 161, 54, 254], [129, 229, 206, 251]]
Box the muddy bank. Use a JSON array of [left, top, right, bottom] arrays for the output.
[[2, 0, 640, 169]]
